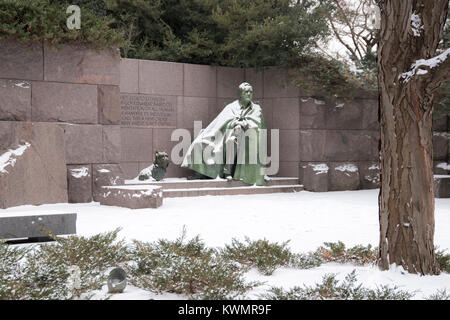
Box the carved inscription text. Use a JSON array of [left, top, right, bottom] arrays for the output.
[[121, 94, 176, 127]]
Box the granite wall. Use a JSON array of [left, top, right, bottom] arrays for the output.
[[1, 40, 448, 200], [0, 40, 122, 203]]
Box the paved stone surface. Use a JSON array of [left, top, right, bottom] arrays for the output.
[[67, 165, 92, 203], [0, 122, 68, 209], [0, 213, 77, 240]]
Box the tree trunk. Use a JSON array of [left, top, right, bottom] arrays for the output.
[[377, 0, 449, 275]]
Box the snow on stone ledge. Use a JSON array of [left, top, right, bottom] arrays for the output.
[[70, 167, 89, 178], [335, 164, 358, 173], [0, 142, 31, 174], [309, 163, 329, 175], [437, 163, 450, 171]]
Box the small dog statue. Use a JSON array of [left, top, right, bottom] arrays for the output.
[[138, 151, 170, 181]]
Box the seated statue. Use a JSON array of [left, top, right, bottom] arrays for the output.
[[181, 82, 267, 186]]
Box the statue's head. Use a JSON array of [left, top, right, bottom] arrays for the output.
[[238, 82, 253, 105]]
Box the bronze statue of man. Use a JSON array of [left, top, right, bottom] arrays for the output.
[[181, 82, 267, 185]]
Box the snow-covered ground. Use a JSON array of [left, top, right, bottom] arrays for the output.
[[2, 189, 450, 299]]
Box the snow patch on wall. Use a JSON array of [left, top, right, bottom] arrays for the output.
[[437, 163, 450, 170], [309, 163, 329, 175], [70, 167, 89, 179], [335, 164, 358, 173], [0, 142, 31, 173]]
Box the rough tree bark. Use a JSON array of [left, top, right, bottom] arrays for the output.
[[377, 0, 449, 275]]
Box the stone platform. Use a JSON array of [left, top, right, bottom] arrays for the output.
[[0, 213, 77, 240], [434, 175, 450, 198], [124, 177, 303, 198]]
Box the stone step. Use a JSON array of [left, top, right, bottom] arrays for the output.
[[124, 177, 299, 190], [163, 184, 304, 198], [434, 175, 450, 198]]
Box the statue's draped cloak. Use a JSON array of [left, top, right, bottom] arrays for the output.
[[181, 100, 266, 186]]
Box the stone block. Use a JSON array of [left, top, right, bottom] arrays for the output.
[[432, 115, 447, 132], [92, 164, 124, 202], [120, 162, 139, 179], [120, 127, 153, 162], [139, 60, 183, 96], [352, 88, 378, 100], [434, 161, 449, 175], [99, 185, 163, 209], [0, 213, 77, 240], [276, 161, 299, 178], [0, 79, 31, 121], [326, 100, 364, 130], [359, 161, 381, 189], [301, 162, 329, 192], [279, 130, 300, 162], [153, 128, 178, 159], [0, 40, 43, 80], [98, 85, 120, 125], [360, 99, 379, 130], [59, 124, 103, 164], [0, 122, 68, 209], [434, 176, 450, 198], [44, 44, 120, 85], [120, 58, 139, 93], [103, 126, 121, 163], [299, 98, 327, 129], [245, 68, 264, 99], [325, 130, 379, 161], [217, 67, 245, 98], [184, 64, 217, 97], [32, 81, 98, 124], [257, 98, 273, 130], [67, 165, 92, 203], [263, 67, 300, 98], [299, 130, 326, 161], [272, 98, 300, 130], [329, 162, 360, 191], [433, 132, 449, 161], [177, 96, 215, 129]]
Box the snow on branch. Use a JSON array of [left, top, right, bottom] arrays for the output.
[[399, 48, 450, 83]]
